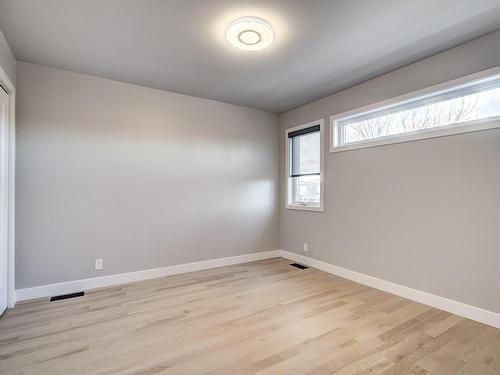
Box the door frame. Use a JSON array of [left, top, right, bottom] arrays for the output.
[[0, 65, 15, 308]]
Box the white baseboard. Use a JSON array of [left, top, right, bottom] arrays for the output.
[[15, 250, 281, 303], [15, 249, 500, 329], [278, 250, 500, 329]]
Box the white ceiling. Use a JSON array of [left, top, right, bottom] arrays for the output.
[[1, 0, 500, 113]]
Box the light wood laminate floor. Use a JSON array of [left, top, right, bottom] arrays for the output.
[[1, 258, 500, 375]]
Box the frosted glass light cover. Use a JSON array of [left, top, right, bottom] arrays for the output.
[[226, 17, 274, 51]]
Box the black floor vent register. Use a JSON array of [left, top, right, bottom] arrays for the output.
[[50, 291, 85, 302], [290, 263, 308, 269]]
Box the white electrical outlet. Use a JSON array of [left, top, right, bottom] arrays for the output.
[[95, 258, 104, 270], [303, 242, 309, 252]]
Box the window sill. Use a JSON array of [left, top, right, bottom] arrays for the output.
[[330, 117, 500, 153], [285, 204, 324, 212]]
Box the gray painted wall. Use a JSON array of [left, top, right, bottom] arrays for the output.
[[280, 30, 500, 313], [16, 62, 280, 289], [0, 30, 16, 86]]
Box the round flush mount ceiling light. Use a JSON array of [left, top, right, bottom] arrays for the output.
[[226, 17, 274, 51]]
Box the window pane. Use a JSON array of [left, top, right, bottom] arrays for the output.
[[292, 175, 320, 205], [339, 83, 500, 145], [291, 131, 320, 175]]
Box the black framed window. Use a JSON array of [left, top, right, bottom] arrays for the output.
[[287, 123, 322, 209]]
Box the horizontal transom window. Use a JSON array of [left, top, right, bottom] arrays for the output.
[[331, 70, 500, 151]]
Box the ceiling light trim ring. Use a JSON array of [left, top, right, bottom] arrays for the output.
[[237, 30, 262, 45]]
